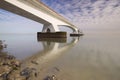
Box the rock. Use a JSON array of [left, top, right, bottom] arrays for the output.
[[20, 67, 38, 80], [44, 75, 57, 80], [0, 40, 7, 49], [0, 65, 12, 77], [20, 67, 31, 78], [0, 77, 3, 80], [6, 55, 15, 60], [31, 60, 39, 65], [0, 45, 3, 49], [11, 60, 21, 67], [7, 70, 26, 80], [0, 50, 23, 80], [1, 73, 8, 80], [0, 41, 27, 80]]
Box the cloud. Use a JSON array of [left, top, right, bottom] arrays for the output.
[[40, 0, 120, 34], [0, 0, 120, 33]]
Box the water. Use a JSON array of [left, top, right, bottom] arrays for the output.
[[0, 33, 120, 80]]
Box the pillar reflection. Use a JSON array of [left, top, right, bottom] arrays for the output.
[[22, 37, 80, 79]]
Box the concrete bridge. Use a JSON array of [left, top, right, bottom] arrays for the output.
[[0, 0, 79, 33]]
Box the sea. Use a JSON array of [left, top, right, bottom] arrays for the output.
[[0, 32, 120, 80]]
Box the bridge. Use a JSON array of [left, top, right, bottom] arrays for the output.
[[0, 0, 80, 33]]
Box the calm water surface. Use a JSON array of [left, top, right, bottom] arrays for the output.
[[0, 33, 120, 80]]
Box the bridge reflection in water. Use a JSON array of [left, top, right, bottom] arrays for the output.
[[22, 37, 80, 80]]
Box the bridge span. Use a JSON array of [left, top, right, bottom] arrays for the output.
[[0, 0, 80, 33]]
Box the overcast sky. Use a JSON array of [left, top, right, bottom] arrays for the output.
[[0, 0, 120, 34]]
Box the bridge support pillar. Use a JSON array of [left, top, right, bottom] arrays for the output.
[[38, 24, 66, 38], [42, 24, 59, 32]]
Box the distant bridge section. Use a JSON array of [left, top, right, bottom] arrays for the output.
[[0, 0, 79, 33]]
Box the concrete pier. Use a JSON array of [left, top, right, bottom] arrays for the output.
[[37, 32, 67, 38], [70, 33, 84, 37]]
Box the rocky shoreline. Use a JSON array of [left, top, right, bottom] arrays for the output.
[[0, 54, 39, 80], [0, 40, 58, 80], [0, 40, 38, 80]]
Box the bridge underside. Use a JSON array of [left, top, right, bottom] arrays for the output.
[[0, 0, 79, 33], [0, 0, 50, 25]]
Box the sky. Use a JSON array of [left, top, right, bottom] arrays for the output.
[[0, 0, 120, 34], [0, 9, 43, 34]]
